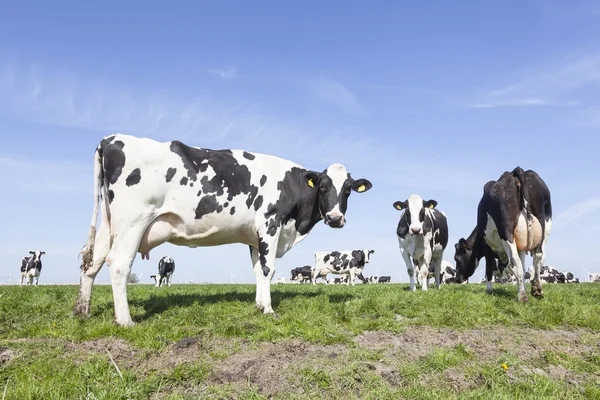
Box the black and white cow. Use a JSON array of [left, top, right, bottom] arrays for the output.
[[590, 273, 600, 283], [454, 167, 552, 302], [154, 256, 175, 287], [290, 266, 312, 283], [565, 272, 579, 283], [394, 195, 448, 291], [311, 249, 375, 286], [20, 250, 45, 286], [378, 276, 391, 284], [75, 134, 372, 326], [328, 276, 349, 284], [359, 275, 379, 284]]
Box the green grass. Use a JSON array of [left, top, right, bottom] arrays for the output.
[[1, 283, 599, 399]]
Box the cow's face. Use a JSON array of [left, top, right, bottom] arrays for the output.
[[306, 163, 372, 228], [363, 249, 375, 264], [393, 194, 437, 235], [29, 250, 45, 260], [290, 270, 299, 281], [453, 238, 478, 283]]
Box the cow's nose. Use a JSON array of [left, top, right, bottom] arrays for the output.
[[410, 227, 421, 234], [325, 213, 345, 228]]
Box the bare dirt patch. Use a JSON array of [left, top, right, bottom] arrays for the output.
[[353, 326, 599, 362], [208, 339, 346, 398], [66, 337, 137, 367]]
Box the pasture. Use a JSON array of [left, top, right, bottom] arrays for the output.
[[1, 283, 599, 399]]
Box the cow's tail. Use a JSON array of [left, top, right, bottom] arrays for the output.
[[79, 142, 105, 272], [512, 166, 533, 251]]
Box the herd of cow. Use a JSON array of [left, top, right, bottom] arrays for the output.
[[13, 134, 600, 327]]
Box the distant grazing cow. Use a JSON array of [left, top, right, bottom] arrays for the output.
[[590, 273, 600, 283], [75, 134, 372, 326], [290, 266, 312, 283], [312, 249, 375, 286], [328, 276, 349, 284], [454, 167, 552, 302], [565, 272, 579, 283], [154, 256, 175, 287], [20, 250, 45, 286], [394, 194, 448, 291], [378, 276, 391, 284], [359, 275, 379, 284]]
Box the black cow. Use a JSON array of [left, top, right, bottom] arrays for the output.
[[454, 167, 552, 302], [378, 276, 391, 284], [153, 256, 175, 287], [290, 266, 312, 283]]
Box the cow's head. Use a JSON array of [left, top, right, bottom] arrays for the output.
[[363, 249, 375, 264], [453, 238, 478, 284], [305, 163, 372, 228], [29, 250, 45, 259], [290, 269, 299, 281], [393, 194, 437, 235]]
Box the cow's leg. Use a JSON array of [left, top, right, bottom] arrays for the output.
[[349, 270, 356, 286], [531, 244, 546, 299], [432, 257, 442, 289], [74, 218, 110, 316], [400, 244, 415, 291], [255, 235, 279, 315], [310, 268, 318, 285], [501, 241, 528, 302], [20, 273, 24, 286], [35, 275, 39, 285], [107, 221, 150, 327], [250, 246, 263, 310]]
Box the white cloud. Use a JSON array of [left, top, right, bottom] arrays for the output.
[[469, 50, 600, 109], [208, 66, 239, 80], [555, 197, 600, 227], [310, 77, 362, 114]]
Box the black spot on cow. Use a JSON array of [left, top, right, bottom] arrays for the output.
[[246, 185, 259, 209], [243, 151, 255, 160], [166, 168, 177, 183], [108, 190, 115, 203], [230, 207, 236, 215], [258, 237, 270, 277], [260, 175, 267, 187], [195, 195, 224, 220], [180, 177, 188, 186], [126, 168, 141, 187], [169, 141, 255, 203], [224, 202, 229, 208], [254, 195, 263, 211], [102, 139, 126, 186]]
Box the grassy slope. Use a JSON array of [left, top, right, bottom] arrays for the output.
[[1, 283, 599, 399]]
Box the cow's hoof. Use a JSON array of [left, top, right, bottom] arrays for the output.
[[531, 287, 544, 299], [116, 319, 136, 328], [73, 308, 90, 317], [518, 293, 529, 303], [255, 303, 265, 311]]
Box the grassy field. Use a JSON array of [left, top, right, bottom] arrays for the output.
[[1, 282, 599, 399]]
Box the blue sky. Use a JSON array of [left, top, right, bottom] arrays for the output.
[[1, 1, 600, 285]]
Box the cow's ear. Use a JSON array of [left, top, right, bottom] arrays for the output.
[[424, 199, 438, 209], [29, 251, 34, 255], [41, 251, 45, 255], [393, 201, 407, 211], [369, 250, 375, 254], [352, 179, 372, 193], [458, 238, 468, 248], [305, 171, 320, 189]]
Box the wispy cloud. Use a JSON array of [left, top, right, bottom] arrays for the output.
[[555, 197, 600, 227], [208, 66, 239, 80], [0, 156, 91, 194], [469, 50, 600, 109], [310, 77, 362, 114]]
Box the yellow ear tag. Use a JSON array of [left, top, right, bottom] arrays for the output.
[[395, 204, 402, 210], [308, 178, 314, 188], [429, 204, 435, 209], [357, 184, 366, 192]]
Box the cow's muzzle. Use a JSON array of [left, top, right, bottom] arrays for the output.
[[325, 213, 346, 228]]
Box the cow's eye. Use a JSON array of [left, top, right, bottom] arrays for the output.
[[320, 186, 329, 194]]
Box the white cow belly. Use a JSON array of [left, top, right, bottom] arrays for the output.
[[484, 214, 507, 263]]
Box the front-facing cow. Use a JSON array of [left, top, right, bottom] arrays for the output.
[[454, 167, 552, 302], [394, 195, 448, 291], [20, 250, 45, 286], [74, 134, 372, 326]]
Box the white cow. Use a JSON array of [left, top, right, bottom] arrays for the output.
[[312, 249, 375, 286]]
